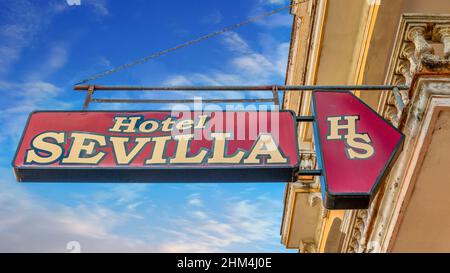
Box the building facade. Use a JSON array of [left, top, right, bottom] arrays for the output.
[[281, 0, 450, 252]]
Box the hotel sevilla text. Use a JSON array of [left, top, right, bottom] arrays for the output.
[[13, 111, 299, 183]]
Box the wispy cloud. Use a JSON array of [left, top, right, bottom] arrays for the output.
[[261, 0, 291, 6], [187, 193, 204, 207], [160, 32, 288, 103], [158, 195, 283, 252], [0, 1, 41, 75], [85, 0, 110, 16], [0, 172, 155, 252], [201, 9, 223, 25], [164, 75, 193, 86], [252, 0, 293, 28], [26, 43, 69, 81], [0, 0, 69, 76], [255, 13, 293, 28], [0, 80, 70, 159], [221, 32, 251, 53], [0, 171, 284, 252]]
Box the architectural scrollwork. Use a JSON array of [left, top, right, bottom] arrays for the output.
[[346, 209, 369, 253], [381, 15, 450, 129], [433, 24, 450, 59], [299, 240, 317, 253]]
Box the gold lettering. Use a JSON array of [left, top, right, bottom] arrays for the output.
[[138, 120, 159, 133], [62, 132, 106, 164], [195, 115, 208, 129], [109, 116, 141, 133], [25, 132, 65, 164], [346, 134, 374, 159], [176, 119, 194, 130], [244, 134, 287, 164], [161, 116, 176, 132], [327, 116, 359, 140], [110, 137, 152, 164], [208, 133, 244, 164], [326, 115, 375, 160], [145, 136, 172, 164], [169, 134, 207, 164]]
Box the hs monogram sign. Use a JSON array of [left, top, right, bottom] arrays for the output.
[[312, 91, 404, 209]]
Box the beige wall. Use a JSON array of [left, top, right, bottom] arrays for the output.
[[401, 0, 450, 14], [392, 110, 450, 252]]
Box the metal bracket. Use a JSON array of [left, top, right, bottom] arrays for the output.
[[82, 85, 94, 111]]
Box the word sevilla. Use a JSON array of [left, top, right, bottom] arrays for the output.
[[24, 115, 288, 166]]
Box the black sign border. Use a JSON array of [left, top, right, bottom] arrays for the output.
[[13, 110, 300, 183]]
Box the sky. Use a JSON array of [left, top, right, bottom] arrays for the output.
[[0, 0, 295, 252]]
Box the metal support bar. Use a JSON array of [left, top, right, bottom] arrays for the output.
[[82, 85, 94, 111], [91, 98, 275, 104], [271, 85, 280, 106], [74, 84, 410, 91], [392, 87, 405, 112]]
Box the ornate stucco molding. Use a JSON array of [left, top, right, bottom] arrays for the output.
[[378, 14, 450, 128], [299, 240, 318, 253]]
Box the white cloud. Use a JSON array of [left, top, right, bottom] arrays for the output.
[[66, 0, 81, 6], [162, 33, 289, 94], [187, 193, 204, 207], [232, 53, 274, 75], [0, 80, 70, 153], [98, 56, 112, 68], [201, 9, 223, 25], [158, 196, 283, 252], [264, 0, 290, 5], [256, 13, 293, 28], [0, 1, 41, 75], [251, 0, 293, 28], [0, 171, 285, 252], [86, 0, 110, 16], [47, 46, 68, 71], [221, 32, 251, 53], [164, 75, 193, 86], [26, 44, 69, 81], [0, 172, 156, 252]]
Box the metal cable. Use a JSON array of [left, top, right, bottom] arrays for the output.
[[75, 0, 307, 85]]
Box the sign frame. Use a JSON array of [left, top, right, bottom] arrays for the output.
[[311, 90, 405, 209], [13, 110, 300, 183]]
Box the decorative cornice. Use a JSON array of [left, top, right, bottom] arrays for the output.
[[379, 14, 450, 128]]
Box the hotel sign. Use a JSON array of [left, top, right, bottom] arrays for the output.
[[13, 111, 299, 182], [312, 91, 404, 209]]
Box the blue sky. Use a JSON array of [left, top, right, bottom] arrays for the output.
[[0, 0, 295, 252]]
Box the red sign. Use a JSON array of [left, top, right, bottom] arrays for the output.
[[13, 111, 299, 182], [312, 91, 404, 209]]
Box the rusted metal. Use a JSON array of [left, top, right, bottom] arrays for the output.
[[91, 98, 275, 104], [82, 85, 94, 111], [272, 85, 280, 106], [75, 84, 410, 110], [74, 84, 410, 91]]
